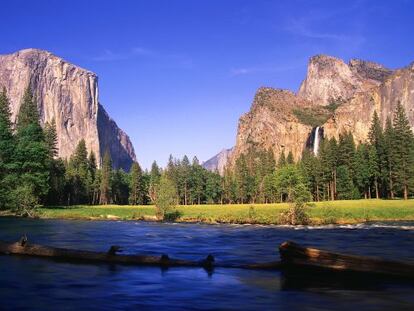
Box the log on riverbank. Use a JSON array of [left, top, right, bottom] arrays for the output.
[[279, 241, 414, 279]]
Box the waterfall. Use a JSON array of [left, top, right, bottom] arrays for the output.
[[313, 126, 320, 156]]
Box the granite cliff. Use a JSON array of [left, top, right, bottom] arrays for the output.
[[202, 148, 233, 175], [205, 54, 414, 172], [0, 49, 136, 170]]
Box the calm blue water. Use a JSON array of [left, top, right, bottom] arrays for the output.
[[0, 218, 414, 310]]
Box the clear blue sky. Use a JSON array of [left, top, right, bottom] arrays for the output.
[[2, 0, 413, 169]]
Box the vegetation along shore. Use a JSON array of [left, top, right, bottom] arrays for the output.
[[1, 88, 414, 225], [10, 200, 413, 225]]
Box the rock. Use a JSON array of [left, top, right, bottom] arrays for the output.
[[229, 88, 313, 165], [105, 214, 120, 220], [225, 55, 414, 168], [0, 49, 136, 170], [298, 54, 392, 106], [202, 148, 233, 175]]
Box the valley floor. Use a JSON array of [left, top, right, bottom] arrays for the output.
[[35, 199, 414, 225]]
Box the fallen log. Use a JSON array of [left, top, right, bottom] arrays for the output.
[[279, 241, 414, 279], [0, 238, 281, 270]]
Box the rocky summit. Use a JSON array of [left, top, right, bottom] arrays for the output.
[[205, 54, 414, 172], [0, 49, 136, 170]]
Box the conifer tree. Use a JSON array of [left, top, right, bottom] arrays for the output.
[[111, 169, 129, 204], [336, 165, 357, 200], [205, 170, 222, 204], [353, 144, 370, 198], [44, 119, 58, 158], [367, 111, 384, 198], [129, 161, 144, 205], [383, 117, 395, 198], [234, 154, 253, 203], [149, 161, 161, 202], [14, 87, 49, 212], [319, 138, 338, 200], [0, 88, 16, 209], [391, 102, 414, 199], [100, 150, 112, 204], [337, 132, 356, 169], [66, 139, 89, 204], [190, 156, 204, 204]]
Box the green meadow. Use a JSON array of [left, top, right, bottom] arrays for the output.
[[37, 199, 414, 225]]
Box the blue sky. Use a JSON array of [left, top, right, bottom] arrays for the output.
[[1, 0, 414, 169]]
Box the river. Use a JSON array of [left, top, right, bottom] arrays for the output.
[[0, 217, 413, 310]]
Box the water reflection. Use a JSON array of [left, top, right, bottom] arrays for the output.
[[0, 218, 414, 310]]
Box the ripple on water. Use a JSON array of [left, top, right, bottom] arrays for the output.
[[0, 217, 413, 310]]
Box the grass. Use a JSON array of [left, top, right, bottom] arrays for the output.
[[292, 99, 344, 127], [35, 199, 414, 225]]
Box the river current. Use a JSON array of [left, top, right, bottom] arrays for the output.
[[0, 217, 413, 310]]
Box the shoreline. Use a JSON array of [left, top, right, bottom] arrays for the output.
[[2, 199, 414, 226]]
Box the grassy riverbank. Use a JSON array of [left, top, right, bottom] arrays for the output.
[[33, 199, 414, 225]]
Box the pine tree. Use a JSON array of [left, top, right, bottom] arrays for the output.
[[319, 137, 338, 200], [14, 87, 50, 212], [111, 169, 129, 204], [100, 150, 112, 204], [190, 156, 204, 204], [336, 165, 357, 200], [179, 155, 191, 205], [0, 88, 16, 209], [87, 151, 98, 203], [149, 161, 161, 202], [353, 144, 370, 198], [44, 119, 65, 205], [66, 139, 89, 204], [223, 167, 237, 203], [383, 117, 395, 198], [44, 119, 58, 158], [129, 162, 144, 205], [205, 171, 222, 204], [338, 132, 356, 169], [367, 111, 384, 198], [391, 102, 414, 199], [234, 154, 254, 203]]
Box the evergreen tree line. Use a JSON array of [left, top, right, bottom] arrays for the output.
[[301, 103, 414, 201], [221, 102, 414, 203], [1, 87, 413, 211]]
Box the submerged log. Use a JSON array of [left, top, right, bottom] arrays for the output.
[[279, 241, 414, 279], [0, 240, 201, 267], [0, 238, 281, 270]]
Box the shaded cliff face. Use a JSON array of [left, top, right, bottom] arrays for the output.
[[202, 148, 233, 175], [229, 88, 313, 165], [0, 49, 136, 170], [227, 54, 413, 168]]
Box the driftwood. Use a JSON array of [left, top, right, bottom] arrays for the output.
[[2, 237, 414, 278], [279, 241, 414, 279], [0, 237, 280, 270]]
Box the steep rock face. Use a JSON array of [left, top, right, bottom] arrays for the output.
[[0, 49, 136, 170], [226, 55, 413, 169], [298, 55, 392, 106], [322, 62, 413, 142], [202, 148, 233, 175], [229, 88, 313, 165]]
